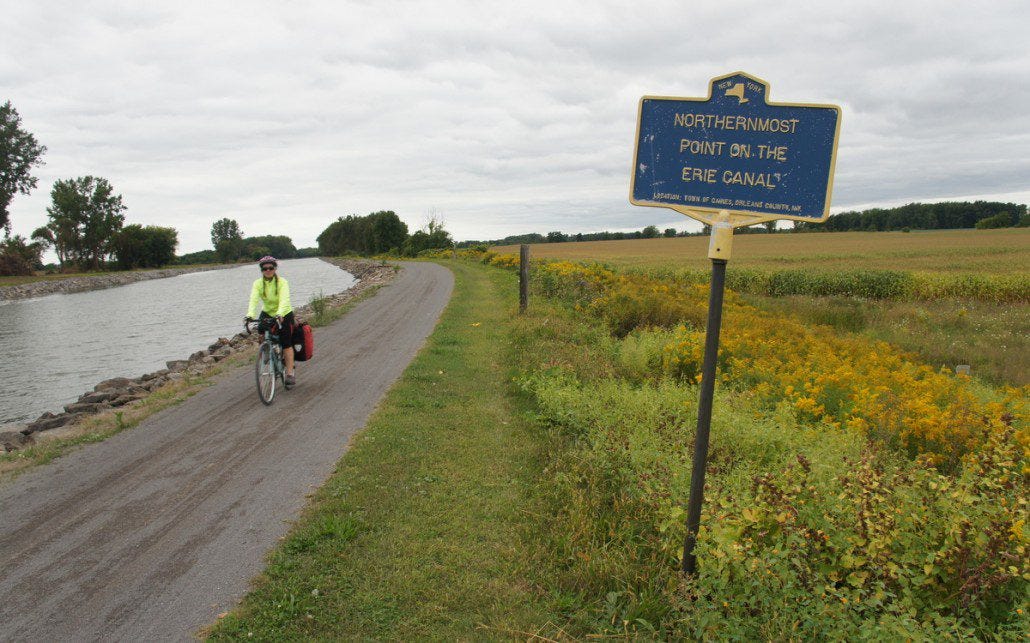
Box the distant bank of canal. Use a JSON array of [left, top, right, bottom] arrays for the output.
[[0, 258, 355, 427], [0, 264, 232, 301]]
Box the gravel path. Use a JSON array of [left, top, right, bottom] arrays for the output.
[[0, 261, 453, 641]]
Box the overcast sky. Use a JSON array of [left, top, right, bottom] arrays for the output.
[[3, 1, 1028, 254]]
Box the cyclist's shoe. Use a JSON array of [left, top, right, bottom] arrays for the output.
[[285, 374, 296, 387]]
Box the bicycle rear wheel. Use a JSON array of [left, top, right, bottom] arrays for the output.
[[256, 343, 276, 405]]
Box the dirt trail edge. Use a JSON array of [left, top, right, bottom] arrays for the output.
[[0, 261, 454, 642]]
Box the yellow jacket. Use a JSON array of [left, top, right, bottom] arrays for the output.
[[248, 275, 293, 318]]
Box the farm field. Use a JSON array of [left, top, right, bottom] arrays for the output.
[[494, 247, 1028, 638], [493, 228, 1030, 274], [497, 229, 1030, 386]]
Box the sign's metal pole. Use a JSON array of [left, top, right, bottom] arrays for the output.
[[683, 214, 733, 576]]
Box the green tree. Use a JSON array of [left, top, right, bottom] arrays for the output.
[[546, 231, 568, 243], [317, 215, 364, 255], [0, 101, 47, 234], [113, 225, 147, 269], [403, 217, 453, 256], [0, 234, 43, 276], [244, 244, 271, 261], [31, 220, 74, 267], [211, 217, 246, 262], [215, 238, 246, 262], [663, 228, 677, 237], [368, 210, 408, 253], [641, 225, 659, 238], [498, 233, 545, 244], [316, 210, 408, 256], [44, 176, 126, 270], [974, 212, 1015, 229], [211, 217, 242, 247], [176, 249, 218, 265], [113, 224, 178, 269], [245, 235, 297, 259]]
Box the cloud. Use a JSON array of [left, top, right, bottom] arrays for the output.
[[2, 0, 1027, 254]]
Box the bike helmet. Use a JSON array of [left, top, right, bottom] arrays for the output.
[[258, 255, 278, 269]]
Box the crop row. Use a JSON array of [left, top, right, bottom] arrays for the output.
[[457, 248, 1030, 302]]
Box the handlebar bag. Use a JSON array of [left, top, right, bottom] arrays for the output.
[[292, 322, 314, 362], [258, 317, 279, 334]]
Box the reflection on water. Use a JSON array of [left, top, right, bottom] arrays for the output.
[[0, 258, 355, 427]]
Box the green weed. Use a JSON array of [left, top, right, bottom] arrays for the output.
[[508, 261, 1028, 639]]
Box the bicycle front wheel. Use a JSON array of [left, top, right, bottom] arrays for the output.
[[256, 343, 276, 405]]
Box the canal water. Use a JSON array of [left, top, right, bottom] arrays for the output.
[[0, 259, 356, 428]]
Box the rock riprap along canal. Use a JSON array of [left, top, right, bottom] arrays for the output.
[[0, 258, 355, 428]]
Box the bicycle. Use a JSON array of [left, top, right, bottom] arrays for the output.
[[245, 316, 291, 405]]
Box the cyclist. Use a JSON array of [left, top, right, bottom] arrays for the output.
[[244, 256, 296, 386]]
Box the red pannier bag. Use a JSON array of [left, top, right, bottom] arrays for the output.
[[292, 322, 314, 361]]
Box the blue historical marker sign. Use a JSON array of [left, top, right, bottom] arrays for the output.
[[631, 71, 841, 225]]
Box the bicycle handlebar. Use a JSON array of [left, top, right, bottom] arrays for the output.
[[245, 316, 283, 335]]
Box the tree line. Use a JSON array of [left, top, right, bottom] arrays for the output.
[[5, 173, 180, 274], [181, 217, 318, 265], [794, 201, 1029, 232], [458, 200, 1029, 248], [316, 211, 454, 257], [470, 225, 679, 247], [460, 225, 717, 248]]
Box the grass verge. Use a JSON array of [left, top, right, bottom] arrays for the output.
[[207, 261, 561, 640]]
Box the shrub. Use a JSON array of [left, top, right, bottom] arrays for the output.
[[661, 307, 1026, 467], [309, 290, 328, 324], [522, 357, 1028, 639], [487, 253, 520, 269], [0, 252, 32, 276], [0, 234, 42, 275], [975, 212, 1016, 229], [509, 259, 1029, 638], [678, 426, 1029, 639], [586, 277, 708, 337]]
